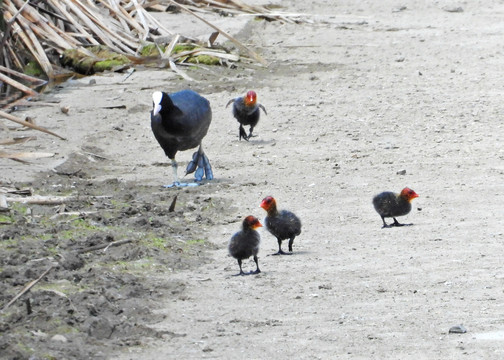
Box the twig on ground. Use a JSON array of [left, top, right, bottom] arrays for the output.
[[49, 211, 97, 219], [0, 110, 66, 140], [1, 265, 54, 312], [77, 239, 135, 254], [169, 194, 178, 212], [5, 195, 112, 205], [81, 151, 109, 160]]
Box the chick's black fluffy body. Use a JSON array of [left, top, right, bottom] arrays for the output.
[[372, 188, 418, 228], [373, 192, 411, 218], [226, 91, 266, 141], [261, 197, 301, 255], [228, 216, 261, 275], [265, 210, 302, 251]]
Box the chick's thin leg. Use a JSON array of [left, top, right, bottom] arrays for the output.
[[233, 259, 245, 276], [273, 238, 290, 256], [288, 237, 295, 252], [381, 216, 391, 228], [392, 217, 413, 227], [392, 218, 404, 227], [251, 255, 261, 274], [248, 126, 255, 139], [239, 125, 249, 141]]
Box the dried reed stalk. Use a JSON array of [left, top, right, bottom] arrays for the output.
[[1, 0, 294, 148], [0, 110, 66, 140], [168, 0, 267, 65], [1, 265, 55, 311]]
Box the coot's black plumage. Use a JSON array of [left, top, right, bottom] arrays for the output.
[[260, 196, 301, 255], [228, 215, 262, 275], [226, 90, 267, 141], [151, 89, 213, 186], [372, 187, 419, 228]]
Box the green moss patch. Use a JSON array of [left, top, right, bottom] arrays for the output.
[[61, 46, 131, 75], [186, 54, 220, 65], [24, 61, 44, 77]]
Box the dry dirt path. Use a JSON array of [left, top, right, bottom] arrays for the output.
[[114, 1, 504, 359]]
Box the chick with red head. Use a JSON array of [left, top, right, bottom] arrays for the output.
[[228, 215, 262, 275], [226, 90, 267, 141], [373, 187, 419, 228], [260, 196, 302, 255]]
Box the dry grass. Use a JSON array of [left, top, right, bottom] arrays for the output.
[[0, 0, 297, 161]]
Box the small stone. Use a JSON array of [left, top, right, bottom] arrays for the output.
[[51, 334, 68, 343], [392, 6, 407, 13], [443, 6, 463, 13], [87, 316, 114, 339], [449, 324, 467, 334], [32, 330, 48, 338]]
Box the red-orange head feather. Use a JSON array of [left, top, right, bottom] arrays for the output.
[[400, 188, 419, 202], [244, 90, 257, 107]]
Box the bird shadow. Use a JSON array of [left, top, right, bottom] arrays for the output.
[[266, 250, 311, 257], [240, 138, 276, 145], [162, 182, 199, 188], [229, 271, 263, 277], [162, 178, 230, 188], [382, 223, 414, 229]]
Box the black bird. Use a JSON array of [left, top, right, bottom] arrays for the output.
[[151, 90, 213, 187], [372, 187, 419, 228], [228, 215, 262, 275], [226, 90, 267, 141], [260, 196, 302, 255]]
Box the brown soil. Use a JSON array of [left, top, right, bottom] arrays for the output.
[[2, 1, 504, 359]]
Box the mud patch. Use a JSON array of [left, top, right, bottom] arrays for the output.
[[0, 153, 233, 359]]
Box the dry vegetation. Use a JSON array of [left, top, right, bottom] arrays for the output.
[[0, 0, 299, 162]]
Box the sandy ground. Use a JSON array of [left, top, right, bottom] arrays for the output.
[[2, 0, 504, 359]]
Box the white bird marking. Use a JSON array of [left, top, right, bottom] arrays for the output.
[[152, 91, 163, 116]]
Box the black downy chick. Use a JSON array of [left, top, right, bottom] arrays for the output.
[[260, 196, 302, 255], [228, 215, 262, 275], [226, 90, 267, 141], [373, 187, 419, 228]]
